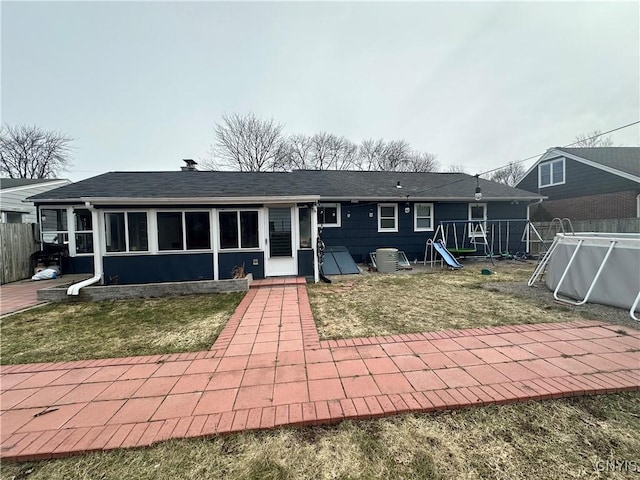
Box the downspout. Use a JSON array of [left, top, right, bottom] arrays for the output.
[[311, 203, 319, 283], [526, 198, 544, 254], [67, 202, 103, 295]]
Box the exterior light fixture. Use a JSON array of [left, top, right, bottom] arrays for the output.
[[474, 174, 482, 201], [404, 201, 410, 214], [369, 209, 374, 218]]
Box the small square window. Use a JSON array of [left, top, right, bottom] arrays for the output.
[[378, 203, 398, 232], [318, 204, 341, 227], [414, 203, 434, 232]]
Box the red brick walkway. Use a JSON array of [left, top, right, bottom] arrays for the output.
[[0, 275, 87, 316], [1, 278, 639, 461]]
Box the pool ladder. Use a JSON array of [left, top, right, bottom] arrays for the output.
[[527, 218, 575, 287]]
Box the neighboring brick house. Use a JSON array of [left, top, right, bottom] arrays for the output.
[[516, 147, 640, 221]]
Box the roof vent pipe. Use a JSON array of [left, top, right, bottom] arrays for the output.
[[181, 159, 198, 171]]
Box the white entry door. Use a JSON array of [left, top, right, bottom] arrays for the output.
[[265, 206, 297, 276]]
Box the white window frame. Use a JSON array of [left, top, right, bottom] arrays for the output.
[[538, 158, 565, 188], [468, 203, 487, 238], [218, 209, 261, 251], [378, 203, 398, 233], [318, 203, 341, 228], [104, 210, 150, 254], [40, 207, 71, 247], [156, 210, 213, 253], [413, 203, 434, 232], [73, 208, 94, 256]]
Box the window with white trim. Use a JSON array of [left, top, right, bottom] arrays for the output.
[[41, 208, 69, 245], [105, 212, 148, 253], [317, 203, 341, 227], [73, 209, 93, 254], [378, 203, 398, 232], [414, 203, 434, 232], [157, 211, 211, 251], [468, 203, 487, 237], [538, 158, 565, 188], [299, 206, 312, 248], [219, 210, 259, 249]]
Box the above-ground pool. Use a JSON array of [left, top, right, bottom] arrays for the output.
[[541, 233, 640, 319]]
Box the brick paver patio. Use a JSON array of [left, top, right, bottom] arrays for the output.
[[0, 275, 88, 316], [1, 278, 639, 461]]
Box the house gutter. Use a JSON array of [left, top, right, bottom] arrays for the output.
[[67, 202, 103, 296]]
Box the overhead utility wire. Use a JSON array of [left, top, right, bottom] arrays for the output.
[[477, 119, 640, 178], [404, 119, 640, 197]]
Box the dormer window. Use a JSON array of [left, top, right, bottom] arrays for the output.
[[538, 158, 565, 188]]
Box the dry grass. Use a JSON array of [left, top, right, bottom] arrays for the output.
[[308, 262, 588, 340], [2, 393, 639, 480], [0, 293, 244, 365]]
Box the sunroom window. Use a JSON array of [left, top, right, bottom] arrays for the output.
[[74, 209, 93, 254], [219, 211, 259, 249], [41, 208, 68, 245], [157, 211, 211, 251], [105, 212, 148, 253]]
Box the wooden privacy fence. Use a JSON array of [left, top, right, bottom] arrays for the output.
[[533, 218, 640, 243], [1, 223, 39, 284]]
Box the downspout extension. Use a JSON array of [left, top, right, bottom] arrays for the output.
[[67, 202, 103, 296]]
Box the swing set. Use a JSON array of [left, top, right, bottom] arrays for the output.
[[424, 219, 547, 267]]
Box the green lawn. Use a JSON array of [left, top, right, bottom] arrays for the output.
[[2, 393, 639, 480], [0, 293, 244, 364]]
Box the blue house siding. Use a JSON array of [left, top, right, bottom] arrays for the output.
[[63, 256, 94, 275], [518, 157, 638, 199], [320, 201, 529, 263], [218, 252, 265, 280], [103, 253, 214, 284], [297, 250, 315, 277]]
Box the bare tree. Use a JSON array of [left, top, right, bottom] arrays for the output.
[[488, 161, 525, 186], [403, 152, 439, 172], [283, 132, 359, 170], [443, 164, 468, 173], [359, 138, 387, 170], [358, 139, 437, 172], [572, 130, 614, 147], [206, 113, 287, 171], [286, 134, 314, 170], [0, 124, 73, 178]]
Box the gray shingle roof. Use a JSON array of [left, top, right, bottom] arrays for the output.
[[0, 178, 66, 189], [557, 147, 640, 177], [30, 170, 542, 202]]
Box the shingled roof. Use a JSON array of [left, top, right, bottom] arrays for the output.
[[30, 170, 542, 203], [556, 147, 640, 177], [0, 178, 67, 189]]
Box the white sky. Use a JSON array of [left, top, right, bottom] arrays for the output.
[[2, 1, 639, 181]]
